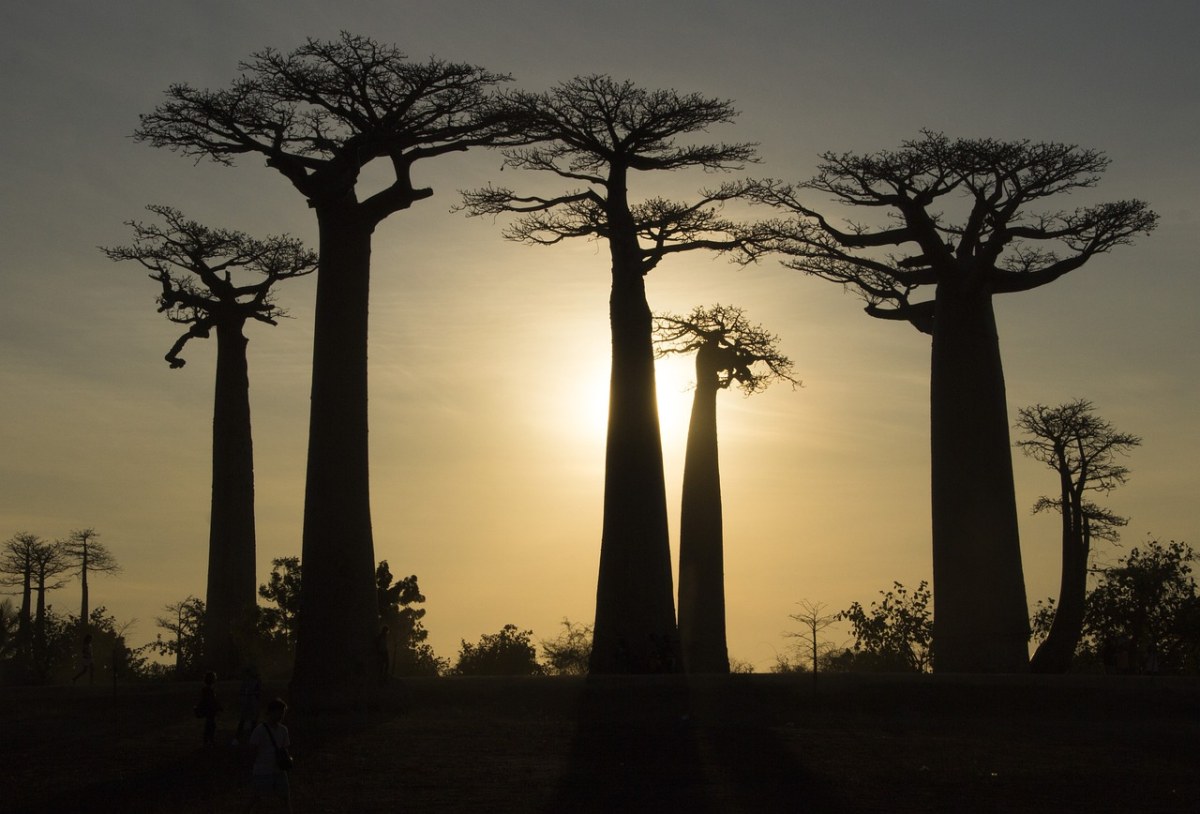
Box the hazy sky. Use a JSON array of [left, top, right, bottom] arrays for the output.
[[2, 1, 1197, 669]]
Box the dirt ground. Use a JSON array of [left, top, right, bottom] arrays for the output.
[[2, 673, 1197, 813]]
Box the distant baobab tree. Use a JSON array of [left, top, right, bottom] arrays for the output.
[[136, 33, 518, 705], [749, 133, 1157, 672], [0, 532, 44, 657], [103, 205, 316, 675], [1016, 400, 1140, 673], [460, 76, 761, 673], [654, 305, 797, 673], [58, 528, 120, 629]]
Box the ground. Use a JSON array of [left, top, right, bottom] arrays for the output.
[[2, 674, 1197, 813]]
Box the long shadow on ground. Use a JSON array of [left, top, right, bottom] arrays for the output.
[[551, 676, 841, 813]]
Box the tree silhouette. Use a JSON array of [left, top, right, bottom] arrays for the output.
[[375, 561, 441, 677], [455, 624, 542, 676], [57, 528, 120, 632], [786, 600, 839, 683], [1082, 539, 1198, 674], [1016, 400, 1140, 673], [0, 532, 43, 658], [840, 581, 934, 673], [461, 76, 759, 673], [654, 305, 797, 673], [258, 556, 302, 649], [136, 32, 516, 705], [750, 133, 1157, 672], [103, 206, 315, 675], [152, 596, 206, 678]]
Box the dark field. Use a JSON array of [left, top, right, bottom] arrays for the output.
[[3, 674, 1197, 813]]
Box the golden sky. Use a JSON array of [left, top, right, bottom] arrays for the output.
[[1, 1, 1197, 669]]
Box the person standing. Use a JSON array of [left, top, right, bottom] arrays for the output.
[[246, 698, 292, 812], [197, 671, 221, 746], [71, 633, 94, 684]]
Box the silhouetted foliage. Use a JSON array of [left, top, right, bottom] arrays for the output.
[[257, 557, 301, 649], [57, 528, 120, 630], [151, 596, 206, 679], [539, 618, 593, 676], [749, 133, 1158, 673], [104, 207, 315, 676], [461, 76, 762, 674], [376, 561, 445, 677], [655, 305, 797, 673], [1, 536, 72, 675], [840, 581, 933, 673], [1016, 400, 1140, 673], [1081, 540, 1198, 674], [137, 31, 518, 706], [454, 624, 542, 676]]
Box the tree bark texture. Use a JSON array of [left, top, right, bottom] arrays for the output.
[[291, 207, 381, 707], [590, 263, 679, 673], [677, 344, 730, 674], [203, 319, 258, 676], [929, 283, 1030, 673]]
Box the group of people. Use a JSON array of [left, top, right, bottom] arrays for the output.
[[196, 667, 293, 812]]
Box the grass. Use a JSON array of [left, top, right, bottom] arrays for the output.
[[3, 673, 1197, 812]]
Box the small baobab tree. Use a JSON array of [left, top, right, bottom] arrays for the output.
[[103, 205, 316, 675], [460, 76, 761, 673], [57, 528, 120, 631], [136, 34, 517, 705], [749, 133, 1157, 672], [654, 305, 797, 673], [1016, 400, 1140, 673]]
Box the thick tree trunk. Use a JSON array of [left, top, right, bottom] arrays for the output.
[[929, 284, 1030, 673], [590, 249, 679, 673], [678, 346, 729, 674], [203, 319, 258, 676], [1031, 491, 1089, 673], [291, 207, 380, 707]]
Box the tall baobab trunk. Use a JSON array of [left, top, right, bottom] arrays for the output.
[[1031, 485, 1090, 673], [678, 343, 729, 673], [291, 206, 381, 706], [930, 283, 1030, 673], [204, 318, 258, 675], [78, 547, 89, 625], [591, 189, 679, 673]]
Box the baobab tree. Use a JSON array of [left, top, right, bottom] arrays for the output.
[[749, 133, 1157, 672], [654, 305, 797, 673], [0, 532, 42, 657], [460, 76, 760, 673], [103, 206, 316, 675], [1016, 400, 1140, 673], [136, 33, 517, 704], [58, 528, 121, 630]]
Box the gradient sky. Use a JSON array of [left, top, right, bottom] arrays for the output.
[[2, 1, 1197, 670]]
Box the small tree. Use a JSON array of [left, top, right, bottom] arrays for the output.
[[461, 76, 761, 673], [540, 618, 593, 676], [455, 624, 542, 676], [1015, 400, 1140, 673], [1083, 540, 1198, 674], [57, 528, 121, 631], [750, 134, 1157, 672], [840, 581, 934, 673], [376, 562, 443, 676], [785, 600, 839, 682], [655, 305, 797, 673], [152, 596, 206, 679], [258, 557, 302, 649], [0, 532, 42, 658]]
